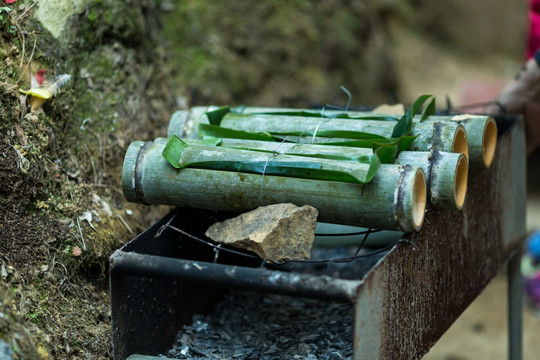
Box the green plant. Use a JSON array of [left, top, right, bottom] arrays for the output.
[[0, 7, 11, 21]]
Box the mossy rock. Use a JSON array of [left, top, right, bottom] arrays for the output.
[[161, 0, 399, 106]]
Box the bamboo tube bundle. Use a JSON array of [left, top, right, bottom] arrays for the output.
[[159, 138, 468, 211], [194, 113, 469, 159], [122, 140, 427, 233]]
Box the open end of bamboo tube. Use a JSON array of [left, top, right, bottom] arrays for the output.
[[412, 169, 427, 231], [482, 117, 498, 168], [452, 125, 469, 160], [454, 154, 469, 210]]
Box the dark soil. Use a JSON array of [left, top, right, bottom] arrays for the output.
[[0, 138, 68, 274]]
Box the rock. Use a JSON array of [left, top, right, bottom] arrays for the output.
[[0, 339, 14, 360], [35, 0, 84, 39], [205, 203, 318, 262]]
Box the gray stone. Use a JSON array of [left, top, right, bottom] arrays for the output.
[[0, 339, 13, 360], [35, 0, 86, 39], [205, 203, 318, 262]]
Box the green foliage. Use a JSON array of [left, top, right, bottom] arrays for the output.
[[391, 95, 432, 137], [0, 6, 11, 21], [199, 123, 279, 142], [201, 137, 222, 146], [205, 106, 231, 126], [162, 135, 189, 169], [66, 0, 147, 51], [237, 107, 399, 121], [420, 96, 436, 122], [238, 108, 399, 122]]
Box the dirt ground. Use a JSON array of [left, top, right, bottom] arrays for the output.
[[425, 272, 540, 360]]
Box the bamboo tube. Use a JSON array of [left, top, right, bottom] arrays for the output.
[[160, 138, 466, 210], [168, 110, 469, 158], [168, 107, 220, 139], [122, 141, 427, 232], [204, 113, 469, 158], [236, 107, 495, 168]]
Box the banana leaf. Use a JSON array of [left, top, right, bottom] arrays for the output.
[[162, 136, 381, 184], [200, 123, 388, 142], [200, 136, 222, 146], [391, 95, 432, 138], [206, 106, 231, 126], [420, 96, 436, 122], [323, 135, 416, 149], [271, 130, 387, 140], [199, 123, 283, 142], [234, 109, 400, 122]]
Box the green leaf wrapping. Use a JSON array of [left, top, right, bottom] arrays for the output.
[[323, 135, 416, 149], [374, 145, 398, 164], [162, 135, 188, 168], [199, 123, 387, 142], [205, 106, 231, 126], [199, 123, 281, 141], [420, 96, 436, 122], [162, 136, 380, 184], [241, 110, 399, 122], [200, 137, 222, 146], [391, 95, 432, 138], [275, 130, 386, 140]]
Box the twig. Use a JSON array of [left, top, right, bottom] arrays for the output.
[[17, 1, 37, 22], [26, 36, 37, 66], [117, 214, 134, 235], [65, 176, 74, 201], [7, 12, 26, 68], [76, 217, 87, 251], [84, 143, 98, 185], [340, 85, 352, 111]]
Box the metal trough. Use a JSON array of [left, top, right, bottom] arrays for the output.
[[110, 116, 526, 360]]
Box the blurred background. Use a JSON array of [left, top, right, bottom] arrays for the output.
[[161, 0, 525, 107], [1, 0, 537, 358]]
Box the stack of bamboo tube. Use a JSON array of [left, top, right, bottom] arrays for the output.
[[122, 105, 497, 233]]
